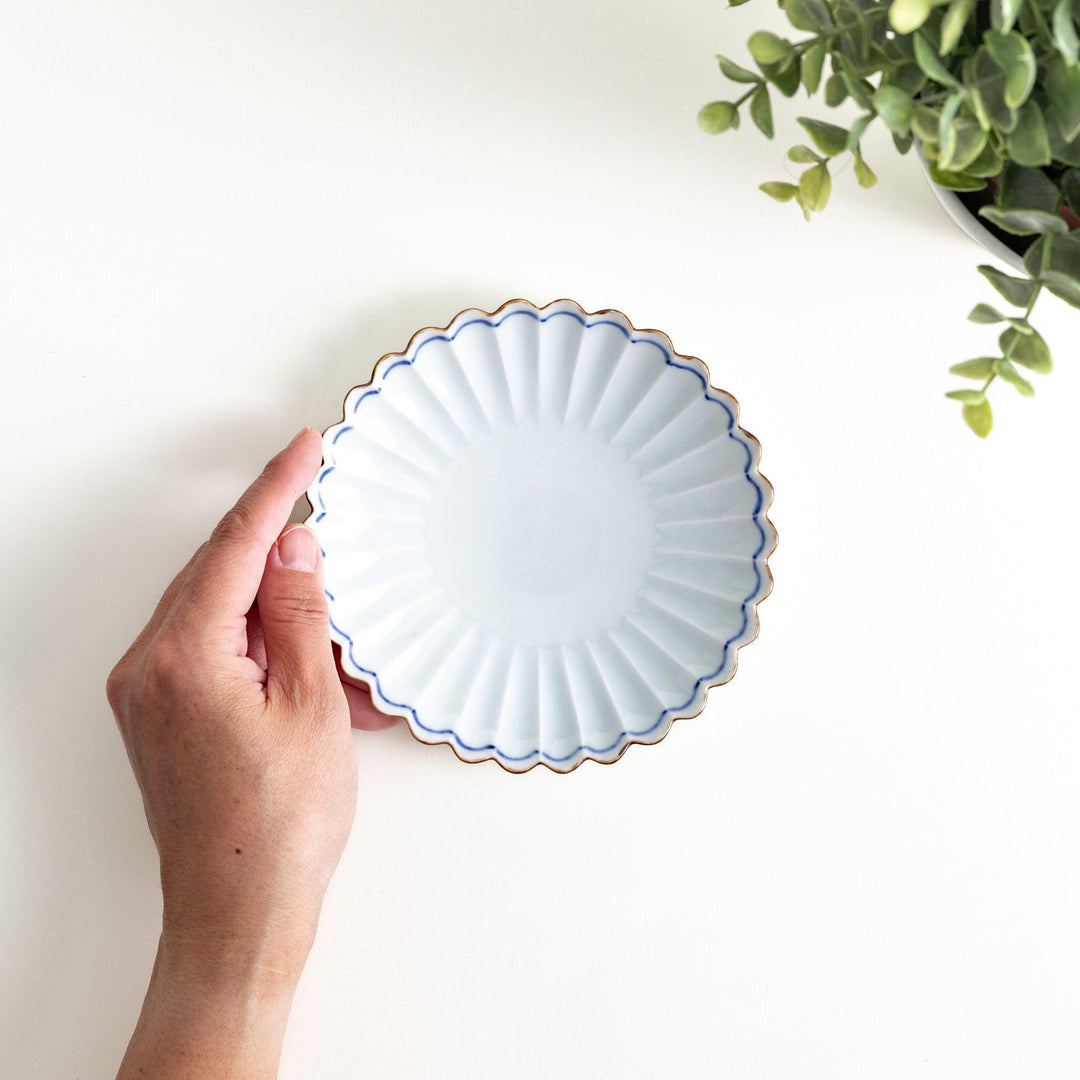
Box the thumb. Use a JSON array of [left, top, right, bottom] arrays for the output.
[[257, 524, 340, 707]]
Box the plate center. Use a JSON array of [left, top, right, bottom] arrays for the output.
[[426, 420, 659, 646]]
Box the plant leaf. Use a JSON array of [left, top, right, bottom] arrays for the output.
[[996, 162, 1061, 212], [797, 117, 849, 155], [801, 41, 827, 94], [971, 45, 1017, 132], [979, 206, 1069, 235], [991, 0, 1024, 34], [936, 91, 965, 169], [890, 0, 932, 33], [716, 54, 761, 84], [853, 147, 878, 187], [760, 181, 799, 202], [968, 302, 1006, 323], [798, 162, 832, 212], [949, 356, 997, 377], [698, 101, 740, 133], [824, 72, 849, 106], [977, 264, 1038, 306], [1007, 101, 1052, 167], [873, 85, 915, 134], [914, 32, 960, 86], [784, 0, 832, 32], [964, 142, 1004, 176], [984, 31, 1037, 109], [835, 53, 875, 108], [1046, 55, 1080, 141], [1000, 326, 1052, 371], [962, 398, 993, 436], [748, 31, 793, 66], [994, 357, 1035, 395], [749, 85, 774, 138], [928, 162, 986, 190], [946, 388, 987, 402], [941, 0, 976, 53], [760, 55, 802, 97], [1052, 0, 1080, 64]]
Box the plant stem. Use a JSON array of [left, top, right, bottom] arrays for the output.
[[983, 280, 1044, 396]]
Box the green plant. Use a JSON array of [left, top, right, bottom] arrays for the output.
[[700, 0, 1080, 435]]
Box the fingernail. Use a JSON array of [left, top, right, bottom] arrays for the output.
[[288, 427, 313, 448], [278, 525, 319, 572]]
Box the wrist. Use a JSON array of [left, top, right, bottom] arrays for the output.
[[118, 934, 305, 1079]]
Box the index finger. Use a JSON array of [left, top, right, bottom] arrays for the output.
[[174, 427, 324, 629]]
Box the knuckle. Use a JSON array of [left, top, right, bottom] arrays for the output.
[[211, 502, 260, 549], [105, 659, 129, 712], [142, 636, 189, 695], [272, 591, 328, 623]]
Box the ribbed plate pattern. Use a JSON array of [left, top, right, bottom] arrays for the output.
[[308, 299, 775, 771]]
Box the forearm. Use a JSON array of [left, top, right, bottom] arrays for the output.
[[118, 935, 304, 1079]]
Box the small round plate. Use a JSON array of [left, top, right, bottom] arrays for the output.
[[308, 299, 775, 772]]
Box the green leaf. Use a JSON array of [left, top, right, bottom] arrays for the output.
[[853, 147, 878, 187], [760, 55, 802, 97], [750, 85, 774, 139], [698, 101, 740, 133], [928, 162, 986, 190], [997, 162, 1061, 212], [936, 91, 965, 170], [951, 119, 988, 172], [964, 142, 1004, 176], [1041, 270, 1080, 306], [912, 105, 940, 143], [890, 0, 932, 33], [760, 180, 799, 202], [977, 264, 1038, 306], [984, 31, 1037, 109], [946, 388, 987, 402], [971, 45, 1017, 132], [1052, 0, 1080, 64], [1001, 326, 1052, 371], [801, 41, 827, 94], [748, 31, 793, 66], [949, 357, 997, 378], [941, 0, 975, 53], [1046, 55, 1080, 141], [962, 398, 993, 436], [788, 144, 823, 163], [847, 114, 874, 149], [978, 206, 1069, 235], [1037, 232, 1080, 307], [784, 0, 832, 31], [716, 55, 761, 84], [797, 117, 849, 156], [914, 33, 960, 86], [824, 73, 848, 106], [798, 162, 832, 213], [968, 302, 1006, 323], [873, 85, 915, 134], [836, 0, 872, 62], [835, 54, 874, 109], [994, 357, 1035, 395], [1007, 100, 1052, 166], [991, 0, 1024, 34]]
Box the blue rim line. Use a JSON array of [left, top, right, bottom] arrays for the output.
[[313, 306, 770, 764]]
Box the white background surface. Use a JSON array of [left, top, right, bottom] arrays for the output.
[[2, 2, 1079, 1077]]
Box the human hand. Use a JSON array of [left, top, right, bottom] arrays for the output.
[[106, 428, 384, 1078]]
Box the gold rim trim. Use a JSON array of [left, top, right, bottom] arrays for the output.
[[306, 298, 777, 775]]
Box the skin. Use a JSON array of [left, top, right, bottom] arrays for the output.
[[106, 428, 397, 1079]]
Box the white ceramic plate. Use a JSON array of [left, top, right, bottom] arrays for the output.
[[308, 299, 775, 772]]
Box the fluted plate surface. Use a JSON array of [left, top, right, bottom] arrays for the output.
[[308, 299, 775, 771]]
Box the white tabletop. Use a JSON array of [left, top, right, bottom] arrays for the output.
[[3, 2, 1079, 1077]]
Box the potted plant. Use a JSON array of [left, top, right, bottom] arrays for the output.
[[699, 0, 1080, 435]]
